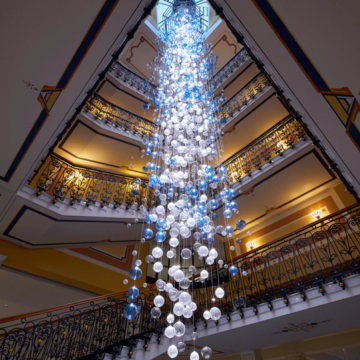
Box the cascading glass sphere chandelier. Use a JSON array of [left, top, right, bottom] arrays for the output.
[[123, 1, 247, 358]]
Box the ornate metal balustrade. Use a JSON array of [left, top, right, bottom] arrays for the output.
[[83, 94, 157, 139], [28, 154, 155, 210], [0, 205, 359, 359], [109, 62, 156, 99], [209, 48, 249, 89], [218, 72, 271, 122], [220, 116, 307, 183]]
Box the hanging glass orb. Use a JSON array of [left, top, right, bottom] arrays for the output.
[[215, 287, 224, 299], [153, 262, 163, 273], [236, 220, 247, 230], [247, 230, 252, 236], [174, 321, 186, 337], [198, 246, 209, 257], [230, 246, 235, 251], [206, 257, 214, 265], [156, 279, 166, 291], [132, 250, 137, 256], [152, 246, 163, 258], [242, 270, 247, 276], [209, 248, 218, 259], [210, 307, 221, 320], [165, 325, 175, 339], [168, 288, 180, 301], [130, 266, 142, 280], [190, 332, 198, 340], [193, 241, 201, 252], [203, 310, 211, 320], [183, 307, 193, 319], [189, 265, 196, 274], [143, 228, 153, 239], [167, 250, 176, 259], [168, 345, 178, 359], [200, 269, 209, 279], [124, 303, 137, 320], [169, 237, 179, 247], [135, 259, 142, 266], [235, 238, 241, 244], [156, 231, 166, 243], [177, 342, 186, 353], [128, 286, 139, 300], [167, 313, 175, 324], [181, 248, 192, 259], [168, 265, 178, 277], [143, 283, 147, 288], [154, 295, 165, 307], [229, 265, 238, 276], [150, 306, 161, 319], [179, 292, 192, 306], [173, 302, 184, 316], [165, 283, 174, 292], [201, 347, 212, 359], [179, 278, 190, 289], [174, 269, 185, 282], [123, 279, 128, 285]]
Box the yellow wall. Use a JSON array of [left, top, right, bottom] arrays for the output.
[[0, 239, 149, 295]]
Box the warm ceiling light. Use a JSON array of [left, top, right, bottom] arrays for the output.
[[246, 241, 256, 250], [311, 209, 322, 220]]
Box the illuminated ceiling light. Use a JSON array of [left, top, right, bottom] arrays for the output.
[[246, 241, 256, 250], [310, 209, 322, 220]]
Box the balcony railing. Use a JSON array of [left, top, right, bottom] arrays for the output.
[[209, 48, 250, 89], [221, 116, 307, 183], [218, 72, 271, 122], [83, 94, 157, 139], [1, 204, 358, 359], [28, 154, 155, 211], [109, 61, 156, 98]]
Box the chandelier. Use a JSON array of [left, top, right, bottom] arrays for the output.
[[124, 2, 246, 359]]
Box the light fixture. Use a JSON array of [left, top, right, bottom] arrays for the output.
[[310, 209, 322, 220], [246, 241, 256, 250]]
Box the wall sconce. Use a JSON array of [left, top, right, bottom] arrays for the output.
[[310, 209, 322, 220], [246, 241, 256, 250]]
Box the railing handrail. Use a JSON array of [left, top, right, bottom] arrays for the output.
[[233, 203, 359, 261], [3, 204, 357, 325]]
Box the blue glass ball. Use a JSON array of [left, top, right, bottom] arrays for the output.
[[201, 231, 208, 240], [210, 199, 219, 209], [156, 231, 166, 243], [169, 156, 177, 166], [124, 303, 138, 320], [196, 218, 206, 229], [212, 176, 220, 184], [142, 166, 148, 172], [145, 214, 154, 224], [218, 167, 227, 175], [143, 104, 150, 110], [212, 213, 219, 220], [151, 151, 158, 159], [236, 220, 247, 230], [224, 209, 232, 219], [229, 201, 238, 210], [143, 228, 153, 239], [145, 148, 151, 155], [156, 218, 167, 231], [156, 165, 161, 172], [198, 180, 208, 191], [128, 286, 139, 300], [205, 165, 214, 174], [189, 189, 198, 199], [235, 238, 241, 244], [207, 236, 214, 244], [130, 266, 142, 280], [205, 173, 214, 182], [225, 226, 234, 235], [229, 265, 238, 277]]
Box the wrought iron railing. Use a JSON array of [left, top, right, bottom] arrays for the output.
[[28, 154, 155, 210], [218, 72, 271, 122], [209, 48, 250, 89], [1, 205, 359, 359], [109, 62, 156, 99], [221, 116, 307, 183], [83, 94, 157, 139]]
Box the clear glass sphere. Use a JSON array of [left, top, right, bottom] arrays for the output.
[[189, 265, 196, 274], [174, 321, 186, 337], [165, 325, 175, 339], [181, 248, 192, 260], [210, 306, 221, 320], [201, 346, 212, 359], [135, 259, 142, 266], [151, 306, 161, 319], [168, 288, 180, 301], [179, 291, 191, 305], [179, 278, 190, 289], [206, 257, 214, 265], [169, 237, 179, 247], [156, 279, 166, 291], [152, 247, 163, 258], [203, 310, 211, 320], [190, 351, 199, 360], [165, 282, 174, 292], [190, 332, 198, 341], [209, 248, 218, 259], [167, 250, 176, 259], [154, 295, 165, 307], [183, 307, 193, 319], [132, 250, 137, 256], [168, 266, 178, 277], [198, 246, 209, 257], [193, 241, 201, 252], [143, 283, 147, 288], [230, 246, 235, 251], [215, 287, 224, 299], [174, 269, 185, 282], [168, 345, 178, 359], [173, 302, 184, 316], [123, 279, 128, 285], [167, 313, 175, 324], [200, 269, 209, 279], [145, 255, 154, 264], [177, 342, 186, 353], [153, 262, 163, 273]]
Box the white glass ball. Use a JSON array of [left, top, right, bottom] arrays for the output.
[[183, 307, 193, 319], [168, 345, 178, 359], [170, 228, 180, 238], [210, 306, 221, 320], [168, 288, 180, 301], [165, 282, 174, 292], [209, 248, 218, 259], [169, 237, 179, 247], [179, 291, 192, 306], [177, 342, 186, 353], [167, 250, 176, 259], [151, 307, 161, 319], [135, 259, 142, 266], [168, 266, 178, 277], [203, 310, 211, 320], [153, 262, 163, 273], [132, 250, 137, 256], [152, 247, 163, 258], [167, 313, 175, 324], [201, 346, 212, 359], [123, 279, 128, 285], [173, 302, 184, 316], [189, 265, 196, 274], [179, 278, 190, 289], [230, 246, 235, 251], [154, 295, 165, 307], [156, 279, 165, 291], [200, 270, 209, 279], [190, 351, 199, 360], [143, 283, 147, 288], [215, 287, 224, 299], [206, 257, 214, 265], [174, 270, 185, 282], [174, 321, 186, 337], [165, 325, 175, 339], [198, 246, 209, 257], [190, 332, 198, 341], [181, 248, 192, 260], [156, 205, 165, 214]]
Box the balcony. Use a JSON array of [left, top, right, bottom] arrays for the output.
[[220, 116, 308, 183], [0, 204, 359, 359], [28, 154, 155, 211]]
